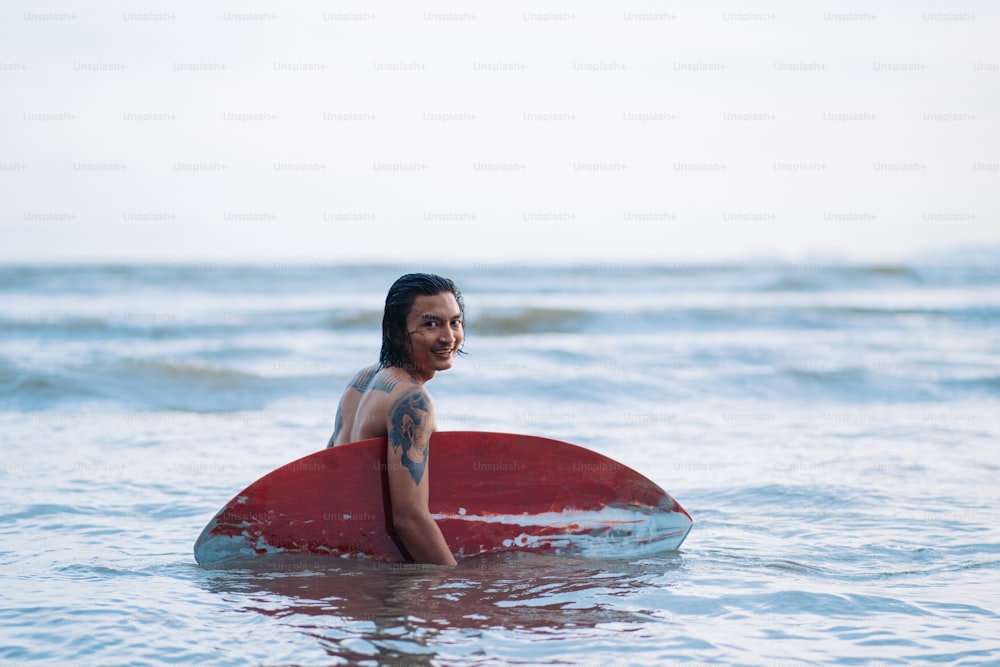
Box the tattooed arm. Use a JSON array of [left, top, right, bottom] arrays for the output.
[[386, 386, 457, 565]]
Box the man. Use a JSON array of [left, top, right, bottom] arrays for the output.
[[328, 273, 463, 566]]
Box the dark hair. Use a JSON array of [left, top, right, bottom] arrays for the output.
[[380, 273, 465, 369]]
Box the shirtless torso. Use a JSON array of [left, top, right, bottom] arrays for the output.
[[329, 364, 430, 456]]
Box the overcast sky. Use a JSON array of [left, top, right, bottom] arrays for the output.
[[1, 1, 997, 265]]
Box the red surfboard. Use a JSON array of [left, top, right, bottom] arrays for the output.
[[194, 431, 693, 565]]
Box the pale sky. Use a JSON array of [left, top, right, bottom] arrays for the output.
[[2, 1, 998, 265]]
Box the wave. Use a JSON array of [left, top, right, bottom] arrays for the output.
[[100, 358, 340, 412], [0, 357, 345, 412], [0, 309, 379, 336], [3, 262, 997, 411], [4, 348, 996, 412], [472, 307, 593, 335], [3, 298, 996, 349], [3, 259, 999, 294], [0, 363, 101, 409]]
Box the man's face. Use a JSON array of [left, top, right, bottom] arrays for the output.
[[404, 292, 464, 381]]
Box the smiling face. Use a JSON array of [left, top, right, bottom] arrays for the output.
[[403, 292, 464, 383]]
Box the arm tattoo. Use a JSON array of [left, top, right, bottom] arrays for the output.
[[388, 389, 432, 486]]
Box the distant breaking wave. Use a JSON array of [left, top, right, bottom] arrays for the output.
[[2, 260, 997, 411]]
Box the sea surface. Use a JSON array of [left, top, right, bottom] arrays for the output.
[[1, 259, 999, 666]]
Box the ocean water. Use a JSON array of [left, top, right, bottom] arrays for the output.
[[2, 260, 999, 666]]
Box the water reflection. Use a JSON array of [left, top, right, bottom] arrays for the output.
[[198, 551, 686, 664]]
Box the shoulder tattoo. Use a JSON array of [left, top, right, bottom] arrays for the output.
[[388, 389, 432, 486], [350, 367, 400, 395], [349, 366, 378, 392], [369, 372, 401, 394]]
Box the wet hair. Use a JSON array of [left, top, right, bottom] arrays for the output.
[[380, 273, 466, 369]]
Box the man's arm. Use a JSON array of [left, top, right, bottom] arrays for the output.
[[386, 387, 457, 565]]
